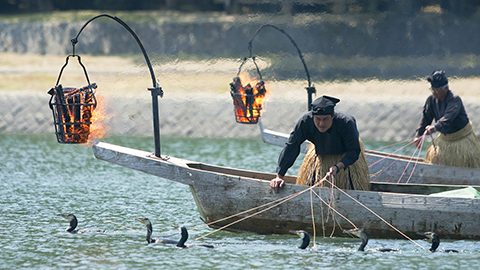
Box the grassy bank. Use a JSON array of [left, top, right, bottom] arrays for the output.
[[2, 53, 480, 105], [1, 11, 480, 81]]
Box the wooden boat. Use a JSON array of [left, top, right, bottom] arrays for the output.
[[258, 122, 480, 185], [92, 141, 480, 240]]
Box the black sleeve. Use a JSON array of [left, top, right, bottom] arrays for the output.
[[416, 97, 434, 137], [276, 118, 308, 176], [339, 118, 361, 167], [434, 96, 463, 133]]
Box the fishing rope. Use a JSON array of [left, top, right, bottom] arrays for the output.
[[369, 139, 424, 182], [311, 188, 357, 229], [194, 179, 326, 241], [370, 138, 412, 152], [327, 176, 337, 237], [181, 180, 317, 234], [405, 135, 427, 183], [310, 189, 317, 248], [370, 151, 415, 182], [322, 178, 426, 251], [368, 140, 417, 168], [183, 178, 324, 238], [318, 186, 326, 238], [397, 135, 425, 183], [203, 184, 311, 226]]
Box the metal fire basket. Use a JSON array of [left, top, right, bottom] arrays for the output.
[[230, 57, 267, 124], [48, 55, 97, 144]]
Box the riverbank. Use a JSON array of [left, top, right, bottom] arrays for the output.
[[2, 53, 480, 141], [2, 11, 480, 80]]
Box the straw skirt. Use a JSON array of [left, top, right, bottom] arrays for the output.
[[425, 122, 480, 168], [296, 142, 370, 190]]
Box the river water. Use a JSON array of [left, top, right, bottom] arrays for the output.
[[0, 134, 477, 269]]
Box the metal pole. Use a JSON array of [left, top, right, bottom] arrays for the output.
[[71, 14, 164, 157]]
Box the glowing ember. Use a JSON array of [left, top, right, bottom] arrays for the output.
[[48, 83, 98, 143], [229, 75, 267, 124]]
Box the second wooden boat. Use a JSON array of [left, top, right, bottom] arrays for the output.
[[258, 122, 480, 185]]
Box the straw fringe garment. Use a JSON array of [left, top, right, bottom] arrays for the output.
[[425, 122, 480, 168], [296, 141, 370, 190]]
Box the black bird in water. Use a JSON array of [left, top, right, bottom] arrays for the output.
[[58, 213, 104, 234], [423, 232, 459, 253], [289, 230, 311, 249], [343, 228, 398, 252], [137, 217, 188, 247], [136, 217, 213, 248]]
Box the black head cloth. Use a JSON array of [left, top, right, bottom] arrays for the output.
[[311, 95, 340, 115], [427, 70, 448, 88]]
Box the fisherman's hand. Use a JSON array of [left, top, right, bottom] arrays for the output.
[[424, 125, 436, 136], [413, 136, 423, 149], [326, 164, 339, 180], [270, 175, 285, 189]]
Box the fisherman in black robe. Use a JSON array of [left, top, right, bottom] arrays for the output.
[[270, 95, 370, 190], [414, 70, 480, 168]]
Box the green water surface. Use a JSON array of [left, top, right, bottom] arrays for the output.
[[0, 134, 476, 269]]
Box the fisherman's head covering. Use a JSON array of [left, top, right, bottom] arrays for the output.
[[311, 95, 340, 115], [427, 70, 448, 88]]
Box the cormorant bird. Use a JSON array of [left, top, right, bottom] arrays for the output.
[[343, 228, 398, 252], [137, 217, 213, 248], [423, 232, 459, 253], [58, 213, 104, 234], [58, 213, 80, 233], [137, 217, 188, 247], [289, 230, 311, 249]]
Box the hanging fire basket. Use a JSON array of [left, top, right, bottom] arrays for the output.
[[48, 55, 97, 144], [230, 57, 267, 124]]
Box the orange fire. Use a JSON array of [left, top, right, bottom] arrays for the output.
[[50, 84, 104, 144], [87, 94, 107, 143], [230, 73, 267, 124]]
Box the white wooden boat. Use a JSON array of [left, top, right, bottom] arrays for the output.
[[258, 122, 480, 185], [92, 141, 480, 240]]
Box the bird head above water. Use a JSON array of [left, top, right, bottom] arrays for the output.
[[58, 213, 78, 233], [343, 228, 368, 251], [137, 217, 155, 243], [136, 217, 153, 227], [177, 226, 189, 248], [422, 232, 459, 253], [136, 217, 190, 248], [423, 231, 443, 252], [289, 230, 311, 249]]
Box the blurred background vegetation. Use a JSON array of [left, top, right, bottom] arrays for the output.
[[1, 0, 480, 16], [1, 0, 480, 81]]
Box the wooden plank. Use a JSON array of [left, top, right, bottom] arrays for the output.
[[92, 141, 195, 186], [370, 182, 479, 195]]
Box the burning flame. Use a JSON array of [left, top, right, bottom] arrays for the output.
[[49, 83, 107, 144], [87, 94, 107, 143], [230, 72, 267, 124]]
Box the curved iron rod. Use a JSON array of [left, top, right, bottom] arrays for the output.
[[71, 14, 158, 88], [247, 24, 316, 110], [236, 57, 263, 80], [71, 14, 163, 157], [247, 24, 312, 88]]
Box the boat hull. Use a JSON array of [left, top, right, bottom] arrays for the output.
[[92, 142, 480, 240]]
